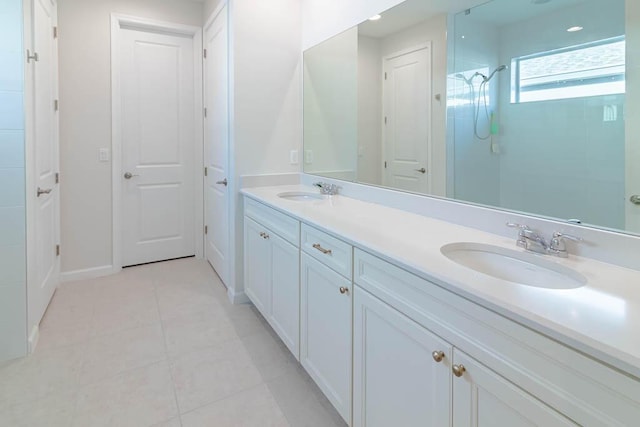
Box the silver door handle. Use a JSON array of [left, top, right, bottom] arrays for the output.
[[37, 187, 52, 197], [415, 168, 426, 174], [216, 178, 228, 186], [631, 195, 640, 205], [124, 172, 140, 179]]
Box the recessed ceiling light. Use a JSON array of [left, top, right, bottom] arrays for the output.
[[567, 26, 584, 32], [368, 14, 382, 21]]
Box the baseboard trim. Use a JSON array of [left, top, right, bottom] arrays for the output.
[[61, 265, 116, 283], [28, 325, 39, 354], [227, 287, 250, 305]]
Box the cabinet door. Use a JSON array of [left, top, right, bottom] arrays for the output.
[[301, 253, 352, 424], [353, 286, 452, 427], [244, 217, 271, 316], [452, 349, 578, 427], [269, 232, 300, 359]]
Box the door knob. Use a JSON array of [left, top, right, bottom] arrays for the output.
[[631, 195, 640, 205], [37, 187, 52, 197], [123, 172, 139, 179], [415, 168, 426, 174], [216, 178, 228, 186], [452, 364, 466, 377], [432, 351, 445, 363], [339, 287, 349, 295]]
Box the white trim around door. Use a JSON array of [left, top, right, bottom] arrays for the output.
[[110, 14, 203, 271]]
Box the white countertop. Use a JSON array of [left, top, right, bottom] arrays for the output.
[[241, 185, 640, 379]]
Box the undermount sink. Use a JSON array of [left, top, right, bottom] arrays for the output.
[[277, 191, 325, 202], [441, 242, 587, 289]]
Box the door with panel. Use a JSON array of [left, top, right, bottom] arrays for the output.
[[353, 286, 452, 427], [383, 45, 431, 194], [452, 349, 578, 427], [300, 253, 352, 424], [243, 217, 271, 315], [30, 0, 60, 328], [204, 6, 230, 284], [118, 24, 196, 266], [269, 232, 300, 358]]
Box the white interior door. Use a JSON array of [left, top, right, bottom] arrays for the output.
[[383, 45, 431, 194], [204, 7, 230, 285], [118, 24, 196, 267], [30, 0, 60, 329]]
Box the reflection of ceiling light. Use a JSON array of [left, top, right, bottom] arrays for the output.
[[567, 26, 583, 32], [368, 15, 382, 21], [531, 0, 551, 4]]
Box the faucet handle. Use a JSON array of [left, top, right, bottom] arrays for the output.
[[506, 222, 530, 231], [552, 231, 583, 242], [549, 231, 583, 257]]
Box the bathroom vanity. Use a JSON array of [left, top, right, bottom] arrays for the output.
[[242, 185, 640, 427]]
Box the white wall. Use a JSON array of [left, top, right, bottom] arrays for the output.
[[229, 0, 302, 299], [357, 35, 382, 185], [304, 27, 358, 178], [57, 0, 203, 274], [0, 0, 27, 361]]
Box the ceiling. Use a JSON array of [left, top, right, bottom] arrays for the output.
[[358, 0, 591, 38]]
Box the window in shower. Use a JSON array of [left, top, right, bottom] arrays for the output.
[[511, 36, 625, 103]]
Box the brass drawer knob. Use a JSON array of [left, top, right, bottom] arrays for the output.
[[452, 364, 466, 378], [432, 351, 445, 363], [339, 287, 349, 295]]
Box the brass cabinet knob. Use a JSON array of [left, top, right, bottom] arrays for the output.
[[339, 287, 349, 295], [452, 364, 466, 378], [432, 351, 445, 363]]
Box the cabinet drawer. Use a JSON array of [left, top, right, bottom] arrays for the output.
[[245, 197, 300, 246], [301, 223, 352, 279], [354, 248, 640, 426]]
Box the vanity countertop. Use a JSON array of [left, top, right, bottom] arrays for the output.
[[241, 185, 640, 379]]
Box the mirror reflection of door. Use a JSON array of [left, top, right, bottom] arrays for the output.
[[383, 44, 431, 194]]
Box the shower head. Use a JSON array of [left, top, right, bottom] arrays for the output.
[[485, 65, 507, 82], [454, 73, 473, 85]]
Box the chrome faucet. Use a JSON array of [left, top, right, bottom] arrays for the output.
[[313, 182, 340, 195], [506, 223, 583, 258]]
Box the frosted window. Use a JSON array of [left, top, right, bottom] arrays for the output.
[[511, 36, 625, 103]]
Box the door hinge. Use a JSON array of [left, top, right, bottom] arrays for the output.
[[204, 107, 207, 118], [54, 99, 59, 111], [205, 225, 208, 235], [384, 161, 387, 168], [384, 72, 387, 80], [26, 49, 39, 63], [203, 49, 207, 59], [204, 167, 208, 177], [55, 172, 60, 184], [55, 245, 60, 256], [53, 26, 58, 39], [384, 116, 387, 125]]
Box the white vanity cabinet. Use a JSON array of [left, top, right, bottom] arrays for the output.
[[353, 286, 452, 427], [353, 248, 640, 427], [452, 349, 577, 427], [243, 198, 300, 358], [300, 224, 353, 424]]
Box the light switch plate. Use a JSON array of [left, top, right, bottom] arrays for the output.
[[305, 150, 313, 164], [290, 150, 299, 165], [99, 148, 110, 162]]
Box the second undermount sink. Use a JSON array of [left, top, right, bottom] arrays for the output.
[[441, 242, 587, 289], [277, 191, 325, 202]]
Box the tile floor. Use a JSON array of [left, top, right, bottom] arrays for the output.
[[0, 258, 347, 427]]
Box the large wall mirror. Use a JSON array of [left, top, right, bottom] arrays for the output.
[[303, 0, 640, 236]]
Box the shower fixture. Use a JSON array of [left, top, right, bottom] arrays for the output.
[[470, 65, 508, 140]]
